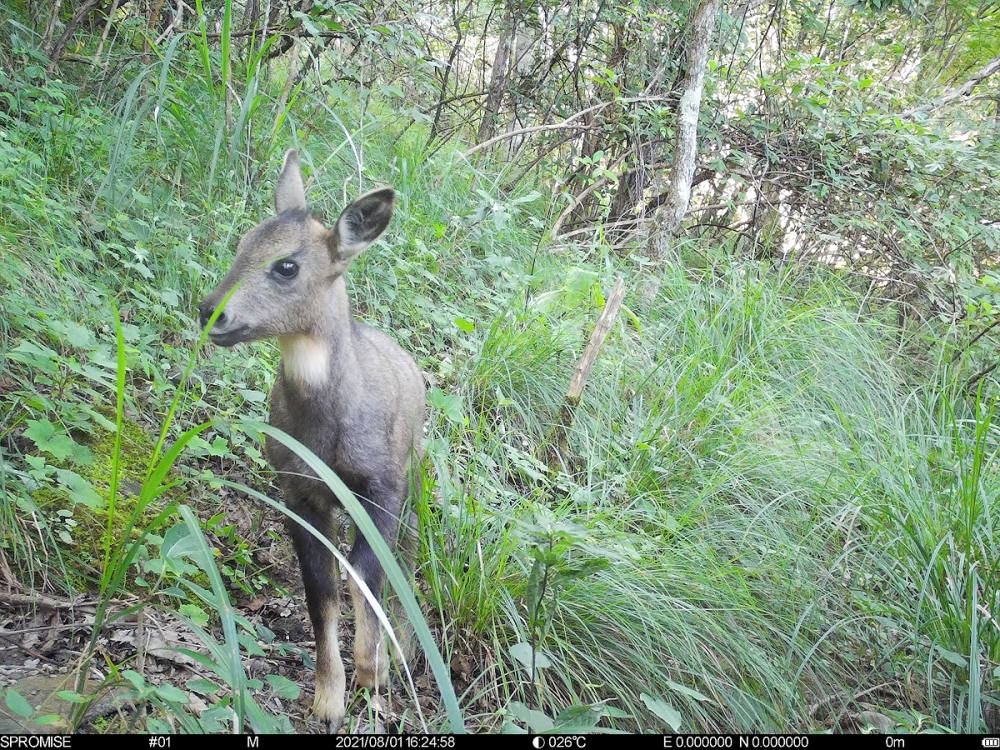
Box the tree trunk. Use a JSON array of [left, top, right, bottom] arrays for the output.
[[43, 0, 65, 58], [648, 0, 719, 260], [46, 0, 103, 72], [477, 5, 513, 144], [143, 0, 166, 66], [243, 0, 261, 32], [428, 0, 467, 146]]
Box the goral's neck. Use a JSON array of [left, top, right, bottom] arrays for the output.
[[277, 278, 356, 392]]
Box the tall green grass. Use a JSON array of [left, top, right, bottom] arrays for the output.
[[413, 261, 997, 731], [842, 379, 999, 732]]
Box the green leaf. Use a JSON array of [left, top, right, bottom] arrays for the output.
[[120, 671, 146, 691], [179, 604, 209, 627], [147, 718, 170, 733], [666, 680, 711, 702], [291, 10, 321, 37], [453, 317, 475, 333], [427, 388, 466, 426], [186, 679, 221, 696], [936, 646, 967, 667], [209, 436, 231, 456], [238, 631, 266, 657], [158, 288, 180, 307], [602, 706, 631, 718], [265, 674, 301, 700], [507, 700, 554, 732], [52, 320, 96, 349], [25, 419, 75, 461], [55, 470, 104, 509], [154, 683, 189, 703], [554, 704, 602, 729], [640, 693, 682, 730], [160, 523, 203, 565], [56, 689, 89, 703], [8, 341, 60, 374], [511, 191, 542, 205], [509, 641, 553, 670], [200, 704, 235, 732], [5, 688, 33, 718]]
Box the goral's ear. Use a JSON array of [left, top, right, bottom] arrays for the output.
[[274, 150, 307, 213], [330, 187, 395, 262]]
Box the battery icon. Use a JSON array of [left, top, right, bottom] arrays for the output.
[[982, 739, 999, 747]]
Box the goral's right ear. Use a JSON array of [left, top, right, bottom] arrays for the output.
[[275, 150, 307, 213]]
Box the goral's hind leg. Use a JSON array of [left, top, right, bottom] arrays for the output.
[[288, 501, 346, 732], [389, 469, 420, 664], [347, 484, 405, 689]]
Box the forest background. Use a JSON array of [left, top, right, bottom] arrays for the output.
[[1, 0, 999, 735]]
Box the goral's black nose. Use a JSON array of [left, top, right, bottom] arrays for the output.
[[198, 301, 225, 329]]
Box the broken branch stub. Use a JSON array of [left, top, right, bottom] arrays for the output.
[[543, 277, 627, 469]]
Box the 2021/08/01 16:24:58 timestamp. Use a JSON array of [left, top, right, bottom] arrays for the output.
[[334, 737, 458, 749]]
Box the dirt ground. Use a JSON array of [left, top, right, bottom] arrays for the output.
[[0, 496, 449, 735]]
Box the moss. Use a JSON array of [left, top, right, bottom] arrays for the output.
[[31, 412, 178, 590]]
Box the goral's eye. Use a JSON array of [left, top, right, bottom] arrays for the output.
[[273, 259, 299, 279]]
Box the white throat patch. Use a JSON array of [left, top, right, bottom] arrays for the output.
[[279, 335, 331, 387]]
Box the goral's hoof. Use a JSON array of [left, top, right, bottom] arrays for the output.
[[355, 663, 390, 690], [313, 683, 345, 733]]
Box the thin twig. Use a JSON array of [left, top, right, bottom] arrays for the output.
[[154, 0, 188, 46], [966, 361, 999, 392], [951, 315, 1000, 363], [463, 96, 672, 159], [0, 624, 92, 636], [556, 217, 652, 241], [0, 632, 62, 665], [464, 121, 596, 160], [542, 278, 627, 468], [46, 0, 103, 72], [188, 27, 354, 41], [551, 154, 628, 237], [808, 682, 896, 717], [93, 0, 121, 65]]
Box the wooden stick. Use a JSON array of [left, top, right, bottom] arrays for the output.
[[566, 277, 626, 405], [0, 591, 93, 610], [46, 0, 102, 72], [542, 277, 626, 469]]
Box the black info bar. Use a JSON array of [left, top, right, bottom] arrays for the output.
[[0, 736, 995, 750]]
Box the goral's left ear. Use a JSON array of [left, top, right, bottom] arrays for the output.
[[330, 186, 395, 262], [275, 150, 307, 214]]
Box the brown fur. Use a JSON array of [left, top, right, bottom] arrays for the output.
[[199, 150, 425, 731]]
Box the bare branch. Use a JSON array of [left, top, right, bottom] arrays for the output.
[[902, 52, 1000, 118], [462, 96, 672, 159]]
